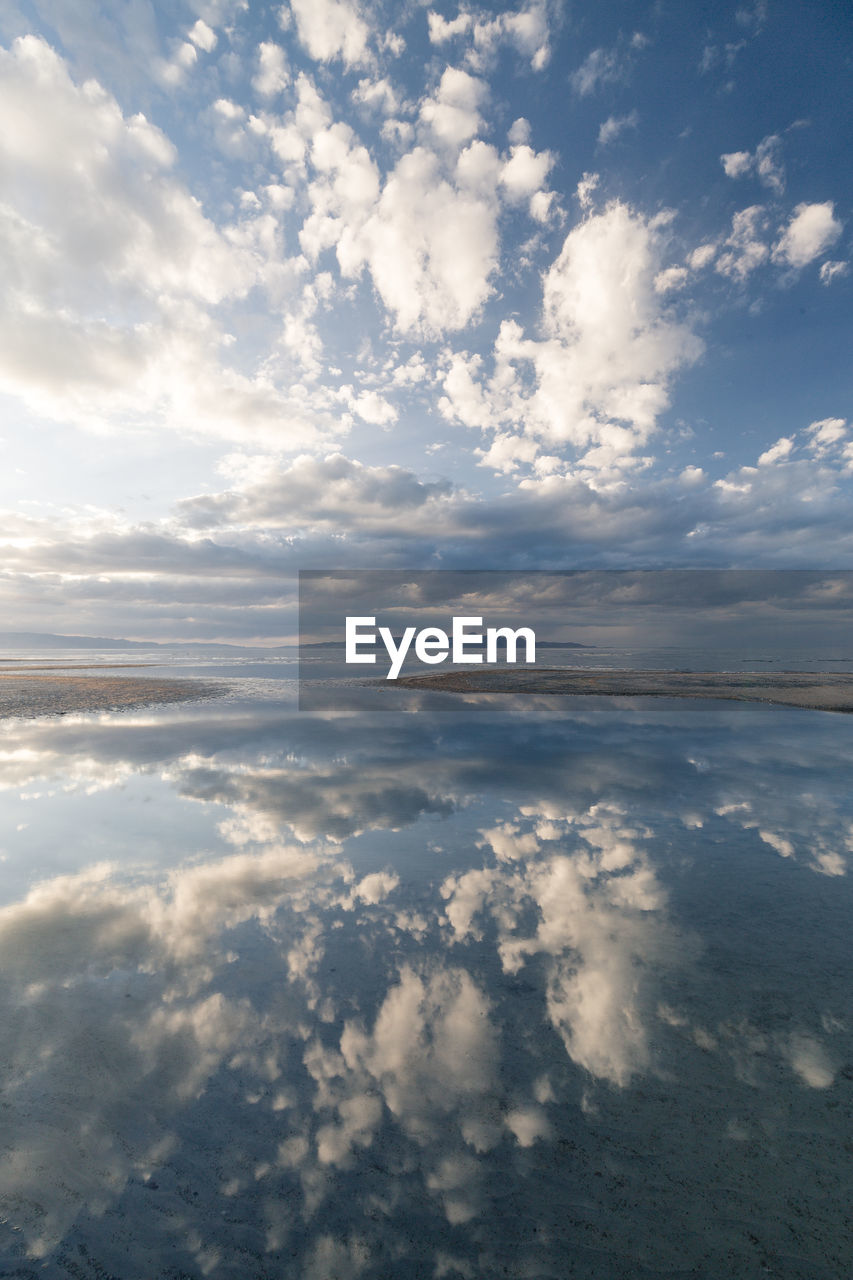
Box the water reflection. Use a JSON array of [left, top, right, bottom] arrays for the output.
[[0, 697, 851, 1276]]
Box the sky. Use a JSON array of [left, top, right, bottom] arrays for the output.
[[297, 570, 853, 656], [0, 0, 851, 641]]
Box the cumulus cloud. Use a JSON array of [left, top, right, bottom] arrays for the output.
[[0, 36, 338, 448], [419, 67, 486, 145], [805, 417, 848, 455], [720, 150, 752, 179], [287, 69, 554, 335], [654, 265, 688, 293], [773, 201, 843, 269], [6, 419, 853, 640], [440, 199, 702, 472], [427, 3, 551, 71], [715, 205, 769, 280], [253, 41, 290, 97], [319, 143, 498, 333], [287, 0, 371, 68], [721, 134, 784, 193], [187, 18, 217, 51], [351, 75, 400, 115], [0, 37, 246, 301], [178, 452, 455, 532], [757, 436, 794, 465]]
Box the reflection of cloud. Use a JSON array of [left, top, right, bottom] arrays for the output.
[[505, 1104, 550, 1146], [0, 843, 332, 1257], [722, 796, 851, 878], [181, 755, 457, 843], [446, 804, 680, 1086], [0, 699, 851, 1271], [341, 964, 498, 1143], [784, 1033, 837, 1089]]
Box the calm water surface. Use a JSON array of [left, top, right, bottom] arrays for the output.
[[0, 656, 851, 1277]]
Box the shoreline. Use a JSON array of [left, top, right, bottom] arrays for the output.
[[392, 668, 853, 713], [0, 674, 227, 720]]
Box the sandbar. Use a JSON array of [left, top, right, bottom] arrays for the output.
[[0, 673, 226, 719], [394, 668, 853, 712]]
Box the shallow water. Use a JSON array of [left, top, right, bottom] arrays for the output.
[[0, 662, 852, 1278]]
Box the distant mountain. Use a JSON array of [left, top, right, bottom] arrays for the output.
[[0, 632, 265, 651], [531, 641, 593, 649]]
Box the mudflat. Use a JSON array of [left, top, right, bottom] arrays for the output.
[[394, 668, 853, 712], [0, 672, 225, 719]]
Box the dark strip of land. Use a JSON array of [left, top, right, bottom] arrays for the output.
[[0, 675, 225, 719], [394, 669, 853, 712]]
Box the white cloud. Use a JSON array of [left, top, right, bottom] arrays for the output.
[[440, 200, 702, 472], [253, 41, 290, 97], [499, 2, 551, 69], [805, 417, 847, 454], [427, 11, 473, 43], [288, 71, 544, 334], [820, 259, 849, 285], [571, 46, 621, 95], [654, 266, 688, 293], [338, 144, 500, 334], [288, 0, 371, 69], [773, 202, 843, 269], [351, 76, 399, 115], [720, 149, 752, 179], [754, 135, 785, 193], [178, 452, 454, 532], [346, 388, 398, 426], [499, 143, 554, 207], [154, 38, 198, 88], [427, 3, 551, 71], [688, 242, 717, 271], [720, 135, 784, 193], [576, 171, 599, 209], [188, 19, 217, 51], [0, 38, 344, 449], [5, 423, 853, 638], [715, 205, 769, 280], [508, 116, 531, 145], [419, 68, 486, 146], [757, 436, 794, 465], [598, 109, 638, 146]]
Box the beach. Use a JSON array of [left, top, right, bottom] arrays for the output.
[[394, 668, 853, 712], [0, 666, 225, 718]]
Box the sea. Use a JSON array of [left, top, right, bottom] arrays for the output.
[[0, 645, 851, 1277]]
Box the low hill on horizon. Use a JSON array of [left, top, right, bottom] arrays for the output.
[[0, 632, 282, 652]]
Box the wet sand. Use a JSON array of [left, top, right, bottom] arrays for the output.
[[0, 672, 226, 719], [394, 668, 853, 712]]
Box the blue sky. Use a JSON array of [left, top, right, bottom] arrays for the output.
[[0, 0, 851, 640]]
